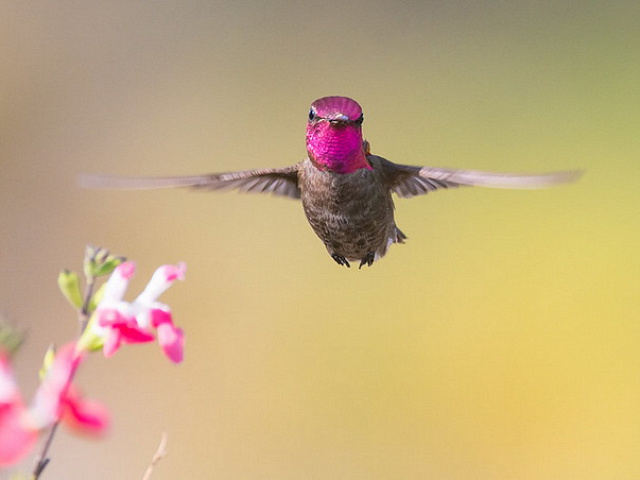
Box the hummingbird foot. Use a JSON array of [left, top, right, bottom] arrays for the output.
[[394, 227, 407, 244], [359, 253, 375, 269], [331, 253, 351, 268]]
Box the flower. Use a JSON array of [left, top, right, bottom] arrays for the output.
[[0, 253, 187, 470], [29, 343, 109, 436], [85, 262, 186, 363], [0, 343, 109, 467], [61, 384, 109, 436], [0, 352, 38, 466]]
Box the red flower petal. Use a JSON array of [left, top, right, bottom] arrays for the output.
[[0, 401, 38, 466], [156, 323, 184, 364], [150, 308, 172, 328], [118, 261, 136, 280], [103, 329, 123, 358], [162, 262, 186, 282], [62, 386, 109, 436], [118, 324, 155, 344]]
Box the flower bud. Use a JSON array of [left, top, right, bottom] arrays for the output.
[[83, 245, 125, 278], [0, 321, 24, 356], [88, 282, 107, 314], [57, 269, 83, 309], [39, 344, 56, 380], [76, 318, 105, 353], [92, 255, 126, 277]]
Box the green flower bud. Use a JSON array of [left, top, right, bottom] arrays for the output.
[[77, 316, 105, 352], [83, 245, 125, 278], [57, 269, 83, 309], [83, 245, 100, 277], [88, 282, 107, 314], [39, 344, 56, 380], [92, 255, 125, 277], [0, 320, 24, 356]]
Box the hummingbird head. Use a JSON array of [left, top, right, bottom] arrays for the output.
[[305, 96, 371, 174]]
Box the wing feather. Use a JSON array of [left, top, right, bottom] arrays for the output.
[[79, 164, 301, 199], [374, 156, 582, 199]]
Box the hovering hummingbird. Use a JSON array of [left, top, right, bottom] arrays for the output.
[[81, 96, 581, 268]]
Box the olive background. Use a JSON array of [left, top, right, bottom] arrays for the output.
[[1, 1, 639, 478]]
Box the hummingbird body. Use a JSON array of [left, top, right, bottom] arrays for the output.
[[298, 157, 405, 267], [81, 96, 582, 268]]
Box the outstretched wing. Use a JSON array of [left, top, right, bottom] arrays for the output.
[[373, 156, 582, 199], [78, 164, 301, 199]]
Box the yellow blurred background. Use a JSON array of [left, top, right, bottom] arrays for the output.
[[1, 1, 639, 478]]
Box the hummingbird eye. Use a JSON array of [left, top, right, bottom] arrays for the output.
[[355, 113, 364, 125], [308, 109, 316, 121]]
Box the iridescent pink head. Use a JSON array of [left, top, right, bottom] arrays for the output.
[[305, 96, 371, 174]]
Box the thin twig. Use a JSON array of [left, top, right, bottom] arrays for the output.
[[31, 270, 94, 479], [31, 354, 82, 479], [79, 271, 95, 334], [142, 433, 169, 480]]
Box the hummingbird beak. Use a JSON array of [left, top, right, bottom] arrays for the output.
[[328, 114, 350, 124]]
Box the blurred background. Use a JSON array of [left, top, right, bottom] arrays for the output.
[[1, 0, 639, 478]]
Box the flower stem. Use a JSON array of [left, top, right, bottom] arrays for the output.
[[79, 274, 95, 334], [142, 433, 168, 480], [31, 423, 57, 478], [31, 353, 82, 479], [31, 272, 93, 479]]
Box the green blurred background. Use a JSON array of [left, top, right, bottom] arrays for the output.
[[1, 1, 639, 478]]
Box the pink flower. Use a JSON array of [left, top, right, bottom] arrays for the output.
[[91, 262, 186, 363], [29, 343, 109, 436], [62, 385, 109, 436], [0, 344, 110, 467], [0, 353, 38, 467]]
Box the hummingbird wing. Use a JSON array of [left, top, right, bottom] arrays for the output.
[[79, 165, 301, 199], [374, 156, 582, 199]]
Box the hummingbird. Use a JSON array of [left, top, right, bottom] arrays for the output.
[[81, 96, 581, 268]]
